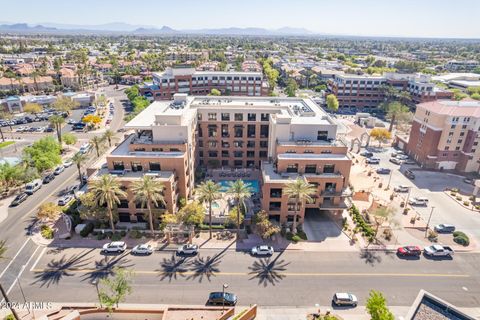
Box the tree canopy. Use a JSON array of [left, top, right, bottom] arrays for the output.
[[326, 94, 339, 112], [23, 137, 62, 172], [366, 290, 395, 320]]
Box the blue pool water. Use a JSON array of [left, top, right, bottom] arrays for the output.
[[211, 202, 220, 209], [218, 179, 260, 193]]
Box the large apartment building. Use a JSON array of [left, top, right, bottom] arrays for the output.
[[88, 94, 351, 225], [328, 73, 452, 112], [140, 66, 269, 101], [401, 100, 480, 172]]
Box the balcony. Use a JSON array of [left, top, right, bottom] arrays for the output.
[[321, 188, 352, 197], [262, 162, 344, 183], [319, 198, 349, 210]]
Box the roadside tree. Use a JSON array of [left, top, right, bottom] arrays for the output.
[[370, 128, 391, 147]]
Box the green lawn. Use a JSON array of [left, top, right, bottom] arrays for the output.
[[0, 141, 14, 149]]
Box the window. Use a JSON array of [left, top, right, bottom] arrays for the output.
[[462, 125, 467, 129], [234, 140, 243, 148], [317, 130, 328, 141], [246, 160, 255, 168], [208, 125, 217, 137], [149, 162, 161, 171], [260, 125, 269, 138], [259, 151, 267, 157], [260, 141, 268, 148], [248, 113, 256, 121], [323, 164, 335, 174], [270, 188, 282, 198], [222, 160, 229, 166], [460, 132, 465, 137], [113, 161, 124, 171], [305, 164, 317, 174], [444, 146, 449, 151], [247, 141, 255, 148], [448, 132, 454, 136], [198, 124, 203, 137], [199, 151, 204, 157], [234, 160, 242, 167], [286, 164, 298, 173], [208, 151, 218, 157], [234, 151, 243, 158], [304, 150, 314, 154], [134, 148, 145, 151], [221, 124, 229, 137], [222, 150, 229, 157], [222, 141, 230, 148], [269, 202, 281, 211], [247, 151, 255, 158], [234, 113, 243, 121], [234, 126, 243, 138], [208, 113, 217, 121], [451, 124, 456, 129], [118, 200, 129, 208], [455, 146, 461, 151], [197, 113, 202, 120], [209, 141, 217, 148], [287, 203, 299, 212], [261, 113, 269, 121], [247, 124, 256, 137], [152, 147, 163, 152], [221, 113, 230, 121], [286, 150, 296, 154], [458, 139, 463, 144], [131, 162, 143, 172]]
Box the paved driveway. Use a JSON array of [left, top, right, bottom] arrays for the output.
[[303, 209, 349, 243]]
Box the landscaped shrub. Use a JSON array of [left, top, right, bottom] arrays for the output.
[[451, 188, 459, 193], [291, 235, 302, 243], [342, 217, 348, 230], [450, 192, 457, 196], [80, 222, 94, 237], [198, 224, 225, 230], [40, 225, 54, 239], [454, 234, 470, 246], [463, 201, 470, 206], [110, 232, 122, 241], [428, 230, 438, 241], [129, 229, 142, 239], [456, 196, 462, 201], [296, 230, 308, 240], [349, 205, 375, 238], [120, 230, 127, 237], [96, 232, 107, 240]]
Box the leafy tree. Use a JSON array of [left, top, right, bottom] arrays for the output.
[[37, 202, 62, 222], [23, 102, 42, 115], [23, 137, 62, 172], [472, 93, 480, 100], [370, 128, 392, 147], [261, 58, 279, 91], [326, 94, 339, 112], [283, 178, 316, 234], [90, 135, 104, 157], [102, 129, 115, 147], [99, 267, 133, 311], [196, 180, 222, 239], [451, 89, 468, 101], [254, 210, 280, 239], [49, 114, 65, 144], [366, 290, 395, 320], [62, 133, 77, 149], [125, 85, 140, 101], [383, 101, 410, 132], [0, 163, 24, 191], [0, 241, 20, 320], [82, 114, 102, 128], [369, 206, 395, 244], [226, 207, 244, 229], [95, 95, 108, 107], [89, 174, 126, 232], [52, 96, 79, 114], [285, 78, 298, 97], [209, 88, 221, 96], [177, 201, 205, 226], [78, 191, 108, 221], [227, 180, 253, 238], [314, 84, 327, 92], [132, 175, 165, 236]]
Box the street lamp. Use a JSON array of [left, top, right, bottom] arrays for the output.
[[222, 283, 229, 312], [91, 279, 102, 308], [425, 206, 435, 237]]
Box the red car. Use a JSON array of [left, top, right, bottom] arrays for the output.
[[397, 246, 421, 256]]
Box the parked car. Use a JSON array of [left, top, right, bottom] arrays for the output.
[[463, 178, 474, 185], [332, 293, 358, 307], [102, 241, 127, 253], [404, 159, 416, 165], [44, 127, 54, 132], [42, 173, 55, 184], [10, 193, 28, 207], [389, 157, 404, 165], [408, 197, 429, 206], [366, 157, 380, 164], [79, 143, 91, 154], [404, 169, 415, 179], [207, 292, 237, 306], [67, 118, 76, 124], [434, 224, 456, 233], [397, 246, 421, 257], [25, 179, 43, 195], [176, 244, 199, 255], [58, 195, 73, 206], [251, 245, 274, 256], [360, 151, 374, 158], [54, 165, 65, 175], [131, 244, 153, 255], [424, 245, 454, 257], [394, 185, 409, 193], [63, 159, 73, 168], [376, 168, 391, 174]]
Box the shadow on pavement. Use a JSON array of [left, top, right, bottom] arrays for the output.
[[248, 250, 290, 287], [82, 252, 133, 283], [157, 254, 191, 282], [186, 254, 224, 282]]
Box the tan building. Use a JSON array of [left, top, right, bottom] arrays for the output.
[[89, 94, 351, 225], [402, 100, 480, 172]]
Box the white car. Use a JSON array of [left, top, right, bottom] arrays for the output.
[[58, 195, 73, 206], [131, 244, 153, 255], [176, 244, 199, 255], [408, 197, 429, 206], [79, 143, 91, 154], [102, 241, 127, 253], [366, 157, 380, 164], [394, 185, 409, 193], [67, 118, 76, 124], [54, 165, 65, 175], [63, 160, 73, 168], [251, 245, 274, 256], [332, 293, 358, 307]]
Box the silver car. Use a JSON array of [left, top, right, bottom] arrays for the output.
[[176, 244, 198, 255], [131, 244, 153, 255], [251, 245, 274, 256]]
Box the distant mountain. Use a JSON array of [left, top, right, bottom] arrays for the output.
[[39, 22, 155, 32], [185, 27, 313, 36], [132, 26, 179, 34], [0, 23, 57, 32]]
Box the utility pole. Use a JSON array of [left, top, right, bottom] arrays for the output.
[[386, 170, 393, 190], [425, 206, 435, 237]]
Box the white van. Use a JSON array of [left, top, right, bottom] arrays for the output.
[[79, 143, 91, 154], [25, 179, 43, 195], [408, 197, 429, 206]]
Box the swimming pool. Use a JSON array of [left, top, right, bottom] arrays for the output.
[[218, 179, 260, 193], [211, 201, 220, 209]]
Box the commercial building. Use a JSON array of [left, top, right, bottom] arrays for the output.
[[328, 73, 452, 112], [88, 94, 351, 225], [139, 66, 269, 101], [400, 100, 480, 172], [444, 60, 479, 72]]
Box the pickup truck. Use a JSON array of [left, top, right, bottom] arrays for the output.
[[424, 245, 454, 257]]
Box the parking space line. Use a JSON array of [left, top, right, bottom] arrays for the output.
[[30, 247, 47, 272], [0, 238, 30, 279]]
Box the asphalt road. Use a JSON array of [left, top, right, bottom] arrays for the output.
[[5, 247, 480, 308]]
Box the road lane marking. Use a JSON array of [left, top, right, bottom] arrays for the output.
[[30, 247, 47, 272], [0, 238, 30, 279], [29, 268, 470, 278], [5, 245, 40, 295]]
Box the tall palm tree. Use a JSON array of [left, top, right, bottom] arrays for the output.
[[283, 178, 316, 234], [0, 241, 20, 320], [49, 114, 65, 145], [131, 175, 165, 237], [102, 129, 115, 148], [226, 180, 252, 238], [90, 135, 103, 157], [72, 152, 87, 182], [196, 180, 222, 239], [90, 174, 126, 232]]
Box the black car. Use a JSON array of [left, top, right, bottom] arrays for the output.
[[43, 173, 55, 184], [44, 127, 54, 132], [404, 169, 415, 179], [207, 292, 237, 306], [10, 193, 28, 207], [376, 168, 391, 174], [360, 151, 374, 158]]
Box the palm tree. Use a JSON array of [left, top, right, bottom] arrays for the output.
[[90, 135, 103, 157], [283, 178, 316, 234], [49, 114, 65, 144], [196, 180, 222, 239], [226, 180, 253, 238], [102, 129, 115, 148], [89, 174, 126, 232], [0, 241, 20, 320], [72, 152, 87, 182], [131, 175, 165, 237]]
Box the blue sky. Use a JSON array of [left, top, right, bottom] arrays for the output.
[[3, 0, 480, 38]]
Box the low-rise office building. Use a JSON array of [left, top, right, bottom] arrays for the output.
[[88, 94, 351, 225]]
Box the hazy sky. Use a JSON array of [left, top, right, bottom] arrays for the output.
[[3, 0, 480, 38]]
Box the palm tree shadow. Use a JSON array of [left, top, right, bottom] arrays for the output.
[[157, 254, 191, 282], [81, 252, 133, 283], [32, 249, 94, 288], [186, 254, 224, 283], [359, 250, 382, 266], [248, 256, 290, 287]]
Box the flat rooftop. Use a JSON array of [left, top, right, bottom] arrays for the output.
[[419, 100, 480, 117], [110, 134, 185, 158]]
